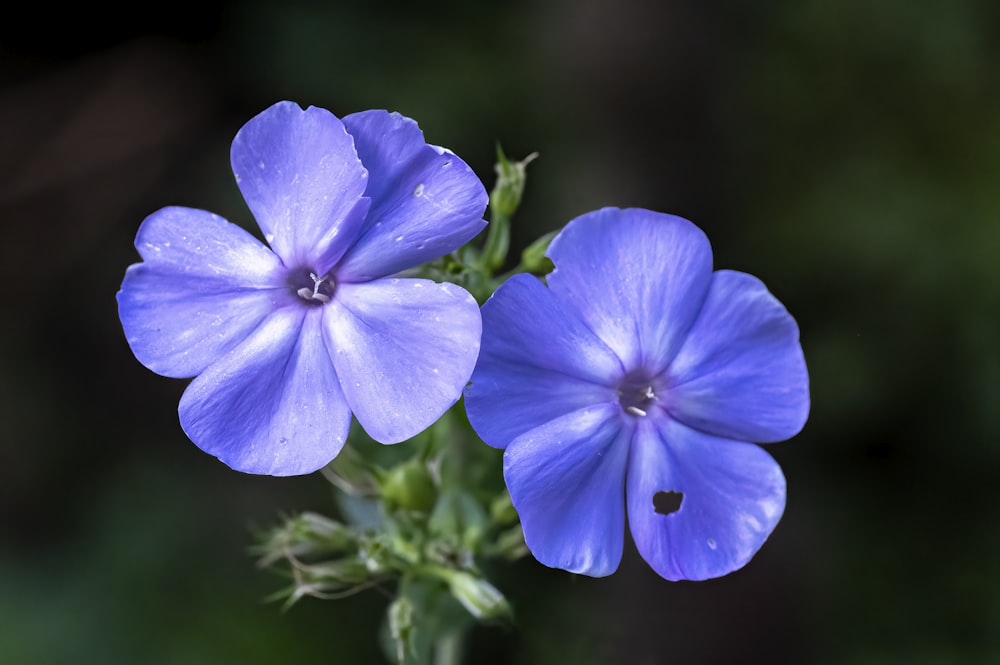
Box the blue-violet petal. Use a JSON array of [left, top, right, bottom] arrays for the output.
[[465, 273, 621, 448], [178, 307, 352, 475], [230, 101, 369, 270], [504, 404, 630, 577], [666, 270, 810, 443], [626, 417, 786, 581], [337, 110, 488, 282], [323, 279, 482, 444], [117, 206, 287, 378], [546, 207, 713, 372]]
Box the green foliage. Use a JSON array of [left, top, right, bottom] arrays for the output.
[[254, 405, 523, 664]]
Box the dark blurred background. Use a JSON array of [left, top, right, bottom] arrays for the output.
[[3, 1, 999, 663]]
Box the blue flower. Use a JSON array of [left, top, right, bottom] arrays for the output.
[[464, 208, 809, 580], [118, 101, 487, 476]]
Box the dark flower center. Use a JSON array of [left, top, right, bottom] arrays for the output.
[[289, 268, 335, 305], [618, 372, 657, 417]]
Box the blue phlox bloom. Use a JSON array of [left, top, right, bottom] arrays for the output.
[[464, 207, 809, 580], [118, 101, 487, 475]]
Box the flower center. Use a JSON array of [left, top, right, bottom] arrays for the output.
[[618, 372, 657, 417], [290, 268, 335, 305]]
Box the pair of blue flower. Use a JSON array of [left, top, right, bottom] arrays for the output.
[[118, 101, 809, 581]]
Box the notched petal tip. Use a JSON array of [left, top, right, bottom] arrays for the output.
[[544, 207, 715, 371], [230, 99, 369, 268]]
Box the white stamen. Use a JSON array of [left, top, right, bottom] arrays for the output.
[[626, 406, 647, 417], [297, 272, 332, 303]]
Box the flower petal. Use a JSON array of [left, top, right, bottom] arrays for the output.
[[336, 110, 487, 281], [665, 270, 810, 443], [323, 279, 481, 443], [117, 206, 288, 378], [465, 274, 622, 448], [178, 307, 352, 476], [230, 101, 370, 269], [504, 404, 630, 577], [626, 418, 786, 581], [546, 207, 713, 372]]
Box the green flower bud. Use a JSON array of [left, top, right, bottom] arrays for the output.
[[519, 230, 557, 275], [478, 146, 539, 275], [380, 459, 437, 513], [489, 145, 538, 220], [387, 595, 416, 665], [442, 570, 511, 622]]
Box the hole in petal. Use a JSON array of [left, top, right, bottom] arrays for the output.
[[653, 490, 683, 515]]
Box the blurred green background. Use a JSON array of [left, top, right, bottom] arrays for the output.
[[3, 1, 999, 663]]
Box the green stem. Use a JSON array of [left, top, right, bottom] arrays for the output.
[[477, 211, 510, 275], [432, 632, 464, 665]]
